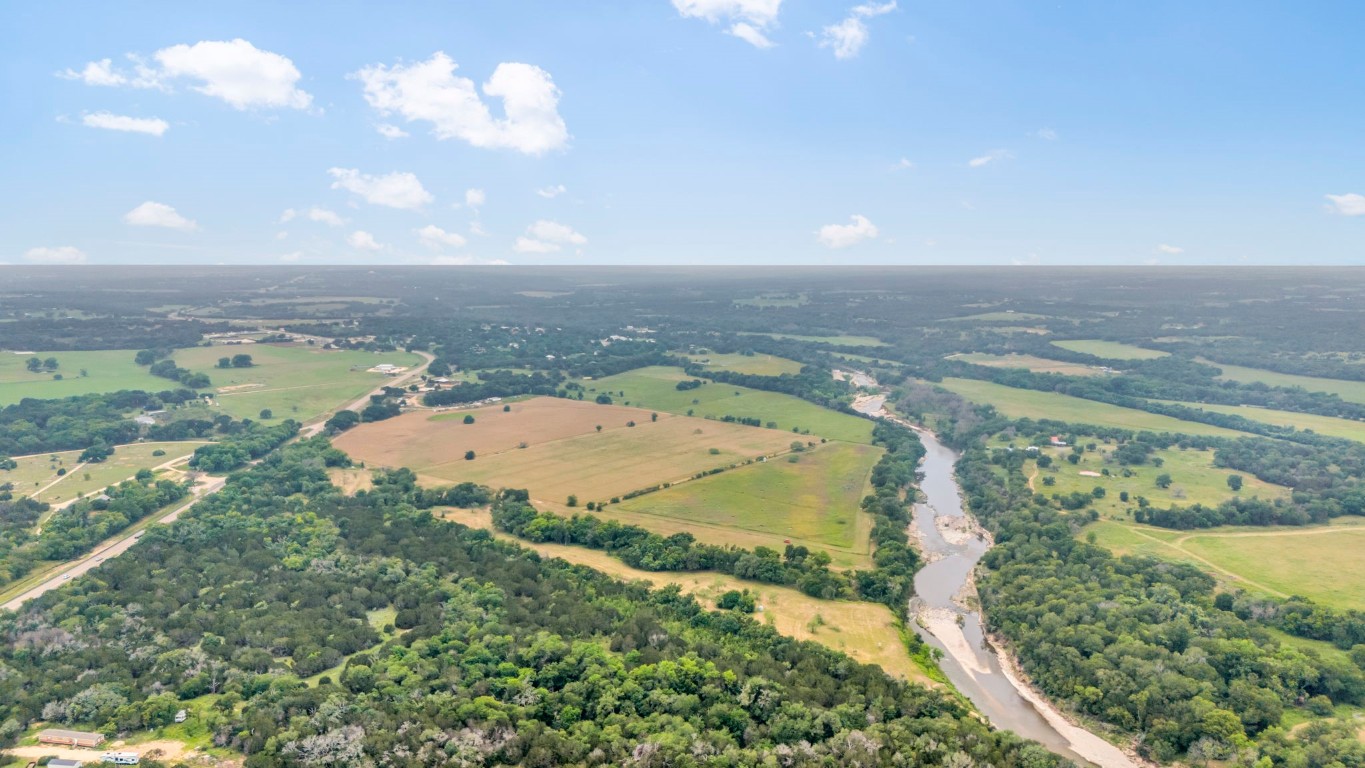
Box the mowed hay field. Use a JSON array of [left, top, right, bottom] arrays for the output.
[[575, 366, 874, 444], [174, 344, 423, 423], [1166, 401, 1365, 443], [608, 442, 881, 562], [334, 397, 800, 507], [3, 441, 205, 505], [1200, 358, 1365, 405], [685, 353, 803, 376], [936, 378, 1249, 437], [954, 353, 1111, 377], [0, 350, 169, 405], [1050, 340, 1169, 359], [437, 507, 930, 684]]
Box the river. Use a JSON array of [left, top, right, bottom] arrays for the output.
[[852, 393, 1139, 768]]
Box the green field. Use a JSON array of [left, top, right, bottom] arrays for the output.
[[0, 350, 170, 405], [613, 441, 881, 553], [739, 332, 887, 347], [1050, 340, 1169, 359], [174, 344, 423, 423], [940, 311, 1052, 322], [954, 353, 1111, 377], [2, 441, 206, 506], [577, 366, 874, 443], [937, 378, 1248, 437], [1199, 358, 1365, 405], [686, 352, 804, 376], [1166, 401, 1365, 443]]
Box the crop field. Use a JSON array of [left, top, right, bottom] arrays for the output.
[[2, 441, 205, 506], [335, 397, 800, 507], [1086, 517, 1365, 611], [0, 350, 169, 405], [1199, 358, 1365, 404], [437, 507, 929, 683], [936, 378, 1249, 437], [576, 366, 874, 443], [685, 352, 804, 376], [608, 441, 882, 559], [954, 353, 1112, 377], [738, 332, 887, 347], [1050, 340, 1169, 359], [173, 344, 423, 423], [1166, 401, 1365, 443]]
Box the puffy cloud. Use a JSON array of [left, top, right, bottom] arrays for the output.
[[891, 157, 914, 170], [465, 188, 486, 208], [816, 214, 878, 249], [24, 246, 88, 264], [1034, 127, 1058, 140], [536, 184, 567, 198], [673, 0, 782, 48], [124, 201, 197, 231], [968, 149, 1012, 168], [1325, 193, 1365, 217], [1156, 243, 1184, 255], [417, 224, 468, 249], [63, 40, 311, 110], [81, 111, 169, 136], [329, 168, 433, 210], [279, 207, 346, 226], [347, 230, 384, 251], [819, 1, 896, 60], [376, 123, 409, 139], [354, 52, 568, 155], [513, 220, 587, 253]]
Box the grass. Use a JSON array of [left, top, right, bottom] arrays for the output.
[[0, 350, 170, 405], [575, 366, 874, 443], [173, 344, 424, 423], [738, 332, 887, 347], [438, 507, 934, 684], [936, 378, 1249, 437], [685, 352, 804, 376], [1163, 400, 1365, 443], [1199, 358, 1365, 404], [1050, 340, 1169, 360], [953, 353, 1112, 377], [3, 441, 205, 506], [939, 311, 1051, 322], [609, 441, 881, 560]]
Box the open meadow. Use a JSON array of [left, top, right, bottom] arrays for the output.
[[685, 352, 804, 376], [1050, 339, 1169, 359], [1199, 358, 1365, 404], [1166, 400, 1365, 443], [0, 350, 169, 405], [3, 441, 206, 506], [174, 344, 423, 423], [954, 353, 1113, 377], [738, 332, 887, 347], [576, 366, 874, 443], [937, 378, 1249, 437]]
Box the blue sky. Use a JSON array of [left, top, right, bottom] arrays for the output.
[[2, 0, 1363, 266]]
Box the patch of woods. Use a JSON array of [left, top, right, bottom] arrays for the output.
[[187, 420, 300, 472], [0, 389, 200, 456], [135, 347, 212, 389], [0, 438, 1065, 768]]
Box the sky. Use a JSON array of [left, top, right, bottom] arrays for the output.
[[2, 0, 1363, 266]]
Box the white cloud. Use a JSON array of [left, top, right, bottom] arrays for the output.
[[513, 220, 587, 253], [673, 0, 782, 48], [24, 246, 88, 264], [64, 40, 312, 110], [376, 123, 409, 139], [417, 224, 468, 249], [307, 207, 346, 226], [124, 201, 197, 231], [329, 168, 433, 210], [279, 209, 297, 223], [819, 1, 896, 60], [968, 149, 1013, 168], [1325, 193, 1365, 217], [347, 230, 384, 251], [1156, 243, 1184, 255], [1034, 127, 1058, 140], [59, 58, 126, 86], [81, 112, 168, 136], [470, 221, 489, 237], [891, 157, 914, 170], [465, 188, 486, 208], [536, 184, 567, 198], [354, 52, 568, 155], [816, 214, 878, 249], [278, 251, 304, 262]]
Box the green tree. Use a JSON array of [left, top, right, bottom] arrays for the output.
[[231, 353, 254, 368], [566, 495, 578, 507], [259, 409, 273, 419], [25, 357, 41, 372], [1227, 474, 1243, 491], [217, 357, 232, 369], [464, 450, 476, 461], [42, 357, 58, 371], [1155, 473, 1173, 489], [463, 414, 475, 424]]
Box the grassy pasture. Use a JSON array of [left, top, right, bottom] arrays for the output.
[[738, 332, 887, 347], [685, 352, 804, 376], [1199, 358, 1365, 404], [175, 344, 423, 423], [1164, 401, 1365, 443], [954, 353, 1111, 377], [1050, 340, 1169, 359], [336, 396, 799, 509], [937, 378, 1248, 437], [3, 441, 205, 506], [609, 441, 881, 557], [576, 366, 874, 443], [940, 311, 1051, 322], [0, 350, 168, 405], [437, 506, 930, 684]]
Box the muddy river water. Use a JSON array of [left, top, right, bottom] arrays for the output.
[[853, 394, 1138, 768]]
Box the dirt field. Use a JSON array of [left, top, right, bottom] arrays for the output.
[[334, 397, 799, 506]]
